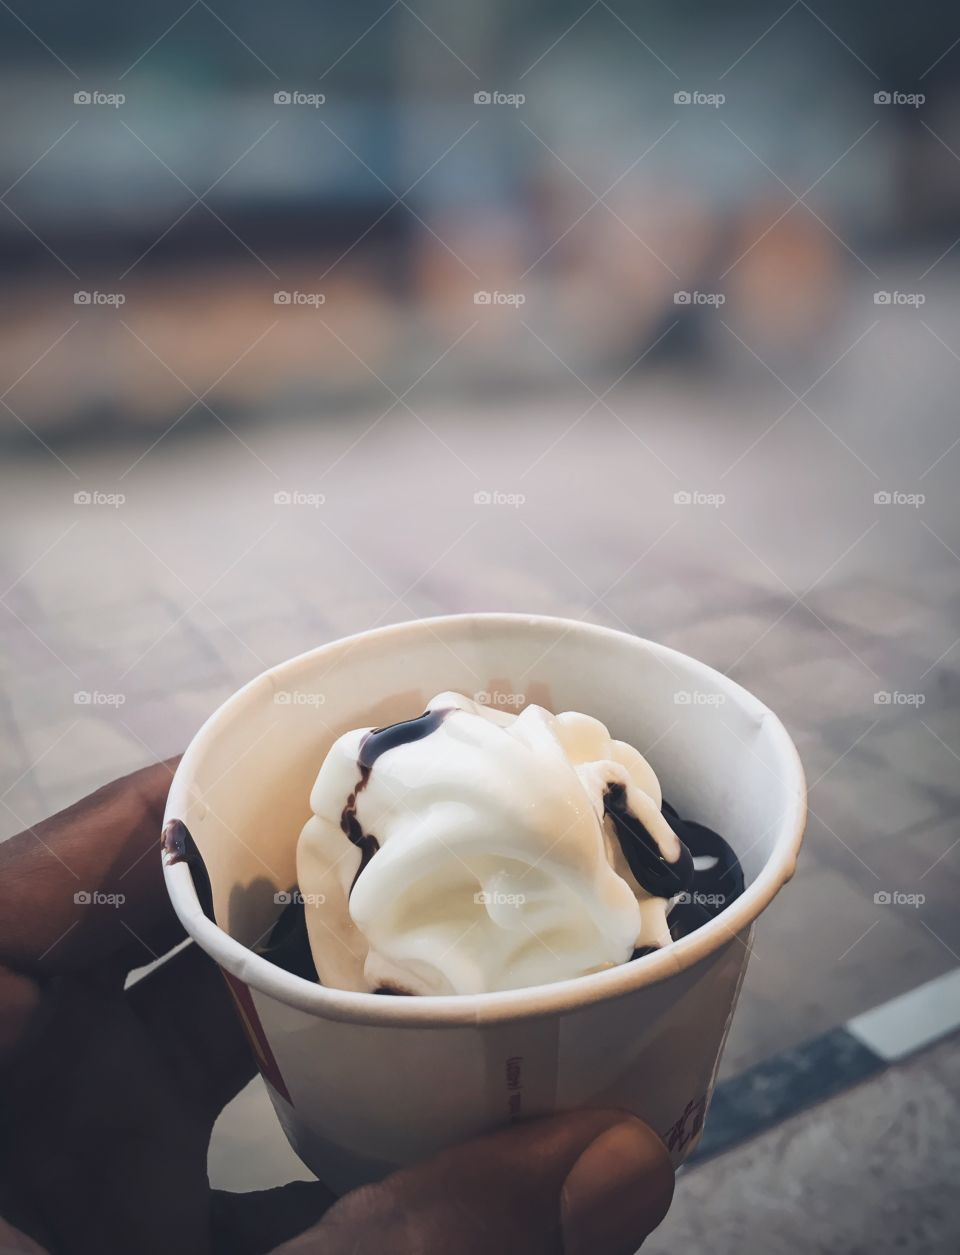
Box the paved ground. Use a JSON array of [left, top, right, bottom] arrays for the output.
[[2, 269, 959, 1246], [3, 272, 960, 1072], [648, 1034, 960, 1255]]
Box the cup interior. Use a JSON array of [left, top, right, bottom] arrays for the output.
[[164, 614, 805, 1020]]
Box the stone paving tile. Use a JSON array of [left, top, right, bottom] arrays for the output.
[[3, 666, 106, 734], [198, 615, 305, 683], [750, 653, 881, 727], [773, 724, 845, 788], [720, 858, 955, 1077], [112, 684, 237, 763], [861, 718, 960, 804], [818, 816, 960, 967], [661, 611, 793, 677], [808, 756, 944, 853], [909, 700, 960, 751], [0, 613, 80, 684], [647, 1034, 960, 1255], [812, 577, 937, 642]]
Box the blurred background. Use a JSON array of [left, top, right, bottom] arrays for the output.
[[2, 2, 959, 1250]]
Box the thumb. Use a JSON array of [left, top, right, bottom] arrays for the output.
[[273, 1108, 674, 1255]]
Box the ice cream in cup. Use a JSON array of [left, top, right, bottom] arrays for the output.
[[162, 613, 806, 1194]]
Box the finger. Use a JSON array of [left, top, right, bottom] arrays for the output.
[[272, 1109, 674, 1255], [0, 759, 182, 976], [1, 972, 213, 1255], [210, 1182, 338, 1255], [125, 942, 257, 1125], [0, 964, 43, 1061], [0, 1214, 48, 1254]]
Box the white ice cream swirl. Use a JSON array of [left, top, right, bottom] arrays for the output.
[[296, 691, 690, 996]]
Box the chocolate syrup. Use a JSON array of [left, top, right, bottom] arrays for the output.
[[607, 794, 745, 957], [666, 816, 745, 943], [340, 791, 379, 894], [359, 707, 453, 771], [341, 707, 454, 893], [161, 819, 215, 922], [604, 782, 695, 899]]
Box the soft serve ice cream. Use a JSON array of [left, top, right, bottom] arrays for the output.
[[295, 692, 701, 996]]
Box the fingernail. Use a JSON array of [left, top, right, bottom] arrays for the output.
[[561, 1118, 674, 1255]]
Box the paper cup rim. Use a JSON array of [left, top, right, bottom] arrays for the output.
[[163, 612, 806, 1027]]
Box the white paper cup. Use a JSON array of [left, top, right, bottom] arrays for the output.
[[163, 613, 805, 1193]]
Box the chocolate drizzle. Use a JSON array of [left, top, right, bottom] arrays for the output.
[[605, 791, 746, 958], [631, 800, 746, 954], [340, 786, 379, 893], [666, 816, 745, 943], [342, 707, 454, 894], [359, 706, 453, 771], [604, 782, 695, 899], [161, 818, 215, 922]]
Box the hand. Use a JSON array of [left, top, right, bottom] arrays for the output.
[[0, 764, 674, 1255]]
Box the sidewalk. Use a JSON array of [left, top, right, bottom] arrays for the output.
[[648, 1032, 960, 1254]]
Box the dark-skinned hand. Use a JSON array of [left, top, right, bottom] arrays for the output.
[[0, 762, 674, 1255]]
